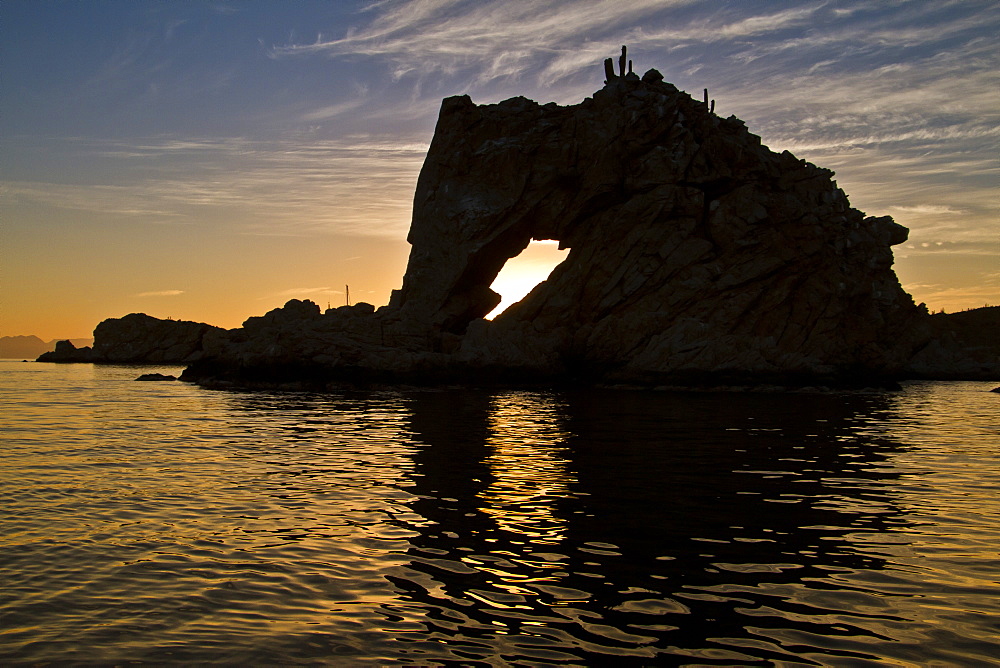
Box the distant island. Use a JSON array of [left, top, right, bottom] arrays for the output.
[[36, 49, 1000, 388], [1, 335, 93, 359]]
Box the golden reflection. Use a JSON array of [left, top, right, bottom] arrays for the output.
[[477, 392, 575, 544]]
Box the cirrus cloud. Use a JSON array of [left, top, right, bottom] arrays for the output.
[[137, 290, 185, 297]]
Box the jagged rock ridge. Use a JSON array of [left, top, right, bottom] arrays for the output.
[[181, 57, 935, 388]]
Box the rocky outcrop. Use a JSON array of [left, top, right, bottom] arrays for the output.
[[904, 306, 1000, 379], [183, 53, 950, 389], [136, 373, 178, 381], [37, 339, 95, 363], [90, 313, 222, 363], [185, 299, 455, 387], [388, 69, 927, 386], [38, 313, 223, 364]]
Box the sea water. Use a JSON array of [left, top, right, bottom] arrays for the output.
[[1, 360, 998, 666]]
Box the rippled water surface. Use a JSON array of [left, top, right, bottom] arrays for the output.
[[2, 361, 999, 666]]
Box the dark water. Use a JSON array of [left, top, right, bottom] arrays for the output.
[[1, 361, 998, 666]]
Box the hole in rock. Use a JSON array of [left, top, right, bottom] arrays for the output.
[[485, 240, 569, 320]]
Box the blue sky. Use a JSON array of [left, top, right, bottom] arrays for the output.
[[2, 0, 997, 338]]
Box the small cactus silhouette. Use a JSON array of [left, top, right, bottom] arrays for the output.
[[604, 47, 635, 82], [604, 58, 616, 83]]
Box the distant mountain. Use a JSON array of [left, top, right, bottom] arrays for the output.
[[0, 335, 94, 359], [0, 335, 50, 359]]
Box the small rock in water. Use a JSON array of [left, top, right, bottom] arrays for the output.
[[136, 373, 177, 381]]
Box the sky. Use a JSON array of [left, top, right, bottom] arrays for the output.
[[2, 0, 997, 340]]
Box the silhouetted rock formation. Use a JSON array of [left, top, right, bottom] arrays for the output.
[[92, 313, 222, 363], [38, 313, 223, 364], [384, 69, 929, 387], [182, 53, 966, 389], [136, 373, 178, 381], [37, 339, 94, 363], [905, 306, 1000, 379]]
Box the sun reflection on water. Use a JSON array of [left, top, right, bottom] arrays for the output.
[[477, 392, 575, 545]]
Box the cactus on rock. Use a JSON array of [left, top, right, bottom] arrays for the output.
[[604, 58, 617, 83]]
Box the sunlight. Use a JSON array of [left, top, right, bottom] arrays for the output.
[[479, 392, 575, 544], [485, 240, 569, 319]]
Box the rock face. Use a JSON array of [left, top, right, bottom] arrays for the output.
[[38, 313, 223, 364], [184, 59, 938, 388]]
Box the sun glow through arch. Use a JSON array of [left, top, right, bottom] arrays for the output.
[[486, 240, 570, 319]]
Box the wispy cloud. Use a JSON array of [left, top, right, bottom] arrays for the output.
[[266, 287, 343, 300], [890, 205, 965, 216], [3, 181, 188, 220], [270, 0, 702, 86], [274, 287, 338, 296], [898, 241, 998, 256], [269, 0, 999, 103], [137, 290, 185, 297], [300, 97, 368, 122], [902, 282, 1000, 309], [2, 134, 429, 237], [267, 0, 999, 194]]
